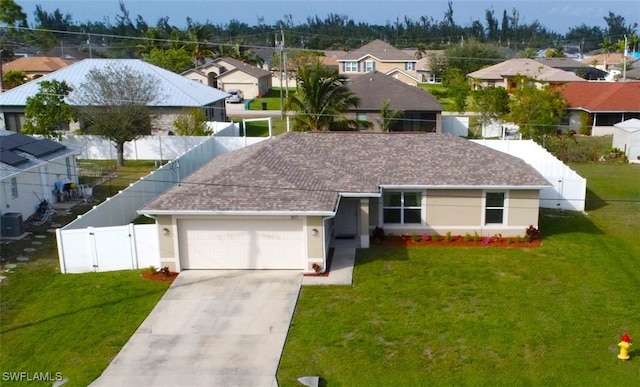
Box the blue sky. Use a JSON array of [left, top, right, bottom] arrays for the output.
[[19, 0, 639, 34]]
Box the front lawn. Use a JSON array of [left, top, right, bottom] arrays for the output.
[[247, 87, 296, 111], [278, 162, 640, 385]]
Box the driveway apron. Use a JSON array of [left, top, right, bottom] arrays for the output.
[[91, 270, 302, 387]]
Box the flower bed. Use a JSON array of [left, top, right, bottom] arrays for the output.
[[373, 234, 541, 248]]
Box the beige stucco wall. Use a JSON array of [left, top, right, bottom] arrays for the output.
[[507, 190, 540, 228], [155, 215, 177, 271], [427, 189, 483, 226], [372, 189, 541, 237], [306, 216, 324, 271]]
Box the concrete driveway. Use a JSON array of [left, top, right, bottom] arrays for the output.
[[91, 270, 302, 387]]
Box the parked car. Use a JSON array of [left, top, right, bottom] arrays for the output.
[[226, 89, 244, 103]]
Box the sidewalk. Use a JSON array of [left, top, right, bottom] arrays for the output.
[[302, 240, 357, 286]]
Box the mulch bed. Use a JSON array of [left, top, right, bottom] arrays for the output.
[[376, 235, 541, 248], [304, 248, 334, 277], [140, 270, 179, 283]]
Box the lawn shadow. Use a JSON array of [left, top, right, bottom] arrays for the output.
[[584, 187, 608, 211], [355, 241, 411, 268], [540, 208, 605, 238]]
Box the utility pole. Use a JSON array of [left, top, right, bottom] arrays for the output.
[[623, 35, 628, 82], [276, 30, 286, 118]]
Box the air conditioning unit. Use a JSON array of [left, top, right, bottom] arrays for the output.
[[1, 213, 24, 237]]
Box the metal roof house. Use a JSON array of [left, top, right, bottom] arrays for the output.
[[0, 59, 230, 135]]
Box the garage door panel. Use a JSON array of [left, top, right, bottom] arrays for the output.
[[178, 219, 305, 270]]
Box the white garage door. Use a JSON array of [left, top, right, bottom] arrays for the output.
[[178, 218, 305, 270]]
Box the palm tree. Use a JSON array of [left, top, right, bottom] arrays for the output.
[[186, 24, 215, 66], [629, 33, 639, 53], [285, 60, 361, 131], [3, 70, 27, 89], [414, 43, 426, 59], [517, 47, 537, 59], [378, 100, 404, 132], [599, 36, 614, 70]]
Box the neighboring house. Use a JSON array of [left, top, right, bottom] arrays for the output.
[[612, 119, 640, 163], [0, 59, 229, 135], [42, 46, 92, 61], [346, 71, 442, 132], [138, 132, 549, 273], [0, 130, 82, 231], [582, 53, 636, 72], [1, 56, 74, 83], [625, 67, 640, 81], [561, 82, 640, 136], [535, 57, 608, 80], [468, 58, 586, 90], [182, 57, 272, 99], [338, 39, 420, 86], [414, 50, 445, 83]]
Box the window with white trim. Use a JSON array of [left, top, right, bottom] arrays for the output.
[[383, 191, 422, 224], [364, 61, 375, 72], [10, 177, 18, 198], [485, 192, 505, 224], [343, 61, 359, 72], [405, 62, 416, 71]]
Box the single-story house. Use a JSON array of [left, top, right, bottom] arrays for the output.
[[182, 57, 272, 99], [561, 82, 640, 136], [0, 59, 229, 135], [138, 132, 550, 273], [1, 56, 74, 88], [612, 119, 640, 163], [468, 58, 586, 90], [0, 130, 82, 233], [346, 71, 442, 132], [535, 57, 608, 81]]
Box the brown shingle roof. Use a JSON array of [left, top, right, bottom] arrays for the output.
[[141, 132, 549, 214], [468, 58, 586, 82], [339, 39, 415, 62], [216, 57, 271, 78], [348, 71, 442, 111], [2, 56, 73, 73], [562, 82, 640, 112]]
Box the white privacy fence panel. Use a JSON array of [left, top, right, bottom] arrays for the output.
[[472, 139, 587, 211], [57, 224, 160, 274], [441, 116, 469, 137], [57, 134, 268, 274]]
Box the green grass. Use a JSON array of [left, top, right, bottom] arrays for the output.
[[419, 83, 456, 111], [0, 161, 167, 387], [246, 87, 296, 111], [278, 162, 640, 385], [229, 117, 289, 137]]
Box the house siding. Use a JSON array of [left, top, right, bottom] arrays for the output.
[[372, 188, 540, 237], [306, 216, 324, 271]]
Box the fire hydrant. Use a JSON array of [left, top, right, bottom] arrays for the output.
[[617, 334, 631, 360]]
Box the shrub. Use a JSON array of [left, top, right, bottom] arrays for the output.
[[421, 233, 431, 241], [372, 226, 385, 241], [525, 225, 541, 241], [432, 233, 441, 242], [161, 266, 170, 276], [445, 232, 452, 242], [506, 237, 513, 244], [515, 235, 523, 243], [464, 233, 472, 242], [148, 265, 157, 274], [473, 231, 480, 242], [411, 233, 422, 242]]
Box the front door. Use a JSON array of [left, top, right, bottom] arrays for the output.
[[335, 198, 358, 237]]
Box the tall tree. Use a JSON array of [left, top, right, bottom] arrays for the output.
[[507, 78, 567, 144], [285, 60, 360, 131], [603, 12, 638, 40], [72, 64, 163, 166], [599, 36, 614, 70], [442, 67, 470, 113], [142, 47, 193, 73], [23, 80, 75, 139], [471, 86, 510, 128]]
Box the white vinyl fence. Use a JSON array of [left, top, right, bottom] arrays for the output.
[[57, 133, 268, 273], [472, 139, 587, 211]]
